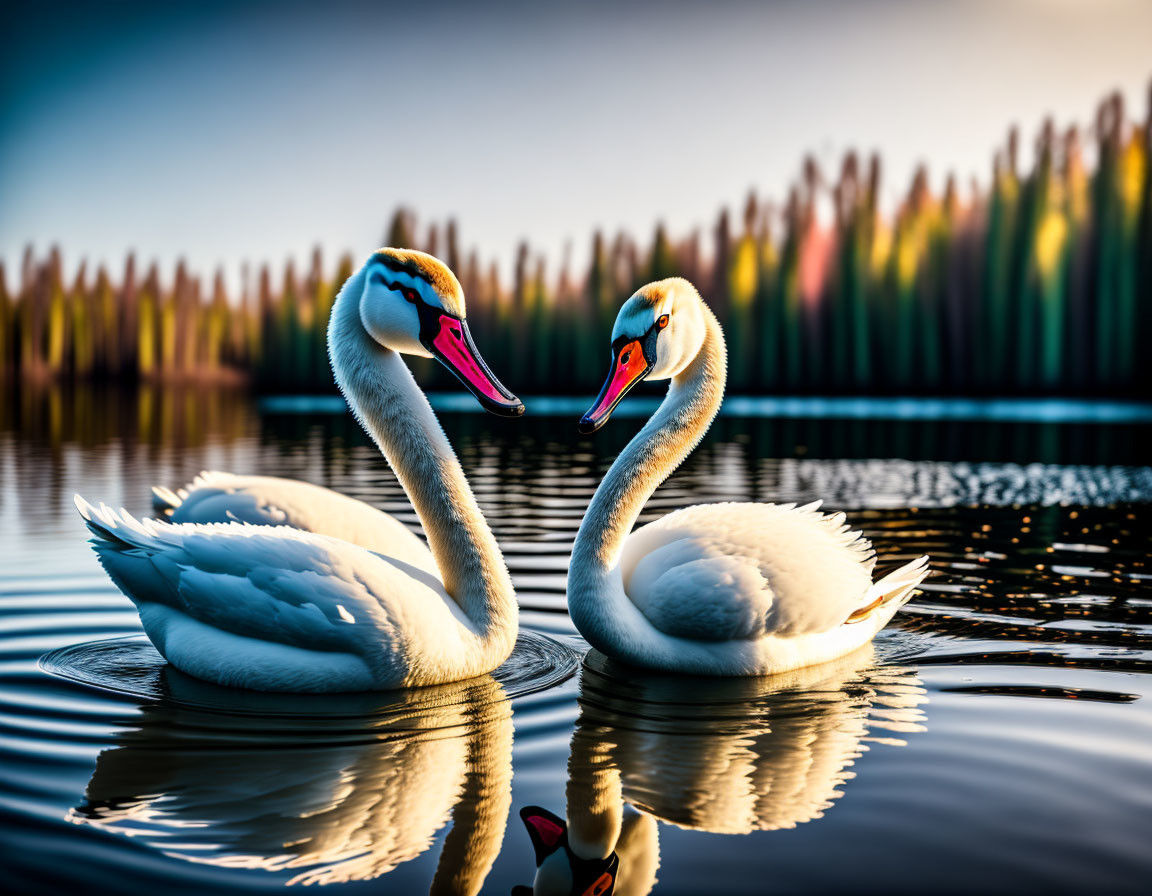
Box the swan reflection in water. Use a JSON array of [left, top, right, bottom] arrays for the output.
[[517, 644, 927, 896], [67, 667, 513, 892]]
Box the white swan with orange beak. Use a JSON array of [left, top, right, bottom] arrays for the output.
[[567, 277, 929, 676], [76, 249, 523, 692]]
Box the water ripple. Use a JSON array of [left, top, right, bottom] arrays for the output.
[[2, 393, 1150, 894], [39, 632, 580, 720]]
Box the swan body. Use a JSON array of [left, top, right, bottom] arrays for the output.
[[568, 278, 929, 676], [75, 504, 497, 691], [153, 471, 435, 575], [78, 249, 524, 692]]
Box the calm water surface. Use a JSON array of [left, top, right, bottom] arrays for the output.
[[2, 386, 1150, 895]]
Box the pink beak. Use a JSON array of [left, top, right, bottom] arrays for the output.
[[428, 313, 524, 417]]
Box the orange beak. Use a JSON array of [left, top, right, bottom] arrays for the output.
[[579, 339, 650, 433]]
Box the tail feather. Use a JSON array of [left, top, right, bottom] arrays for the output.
[[76, 495, 171, 608], [151, 485, 184, 514], [846, 555, 930, 625], [152, 471, 235, 516], [75, 495, 172, 552], [76, 495, 132, 547], [870, 555, 930, 607]]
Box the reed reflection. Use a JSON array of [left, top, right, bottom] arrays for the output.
[[519, 646, 926, 896], [68, 669, 514, 892]]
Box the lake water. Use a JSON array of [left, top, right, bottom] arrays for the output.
[[2, 386, 1150, 895]]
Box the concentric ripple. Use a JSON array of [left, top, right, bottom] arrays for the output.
[[40, 631, 580, 718]]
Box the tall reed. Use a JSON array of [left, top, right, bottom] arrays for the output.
[[2, 87, 1149, 397]]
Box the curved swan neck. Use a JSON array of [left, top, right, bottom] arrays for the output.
[[328, 269, 515, 644], [572, 305, 727, 576]]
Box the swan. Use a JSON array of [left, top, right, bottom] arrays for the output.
[[150, 255, 523, 560], [71, 673, 515, 892], [515, 647, 927, 896], [567, 277, 929, 676], [75, 248, 524, 692]]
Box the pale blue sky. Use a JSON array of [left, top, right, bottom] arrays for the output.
[[2, 0, 1150, 287]]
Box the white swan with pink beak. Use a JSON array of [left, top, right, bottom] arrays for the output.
[[76, 249, 523, 692]]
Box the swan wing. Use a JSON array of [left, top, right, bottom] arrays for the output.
[[620, 502, 876, 641], [156, 471, 435, 576], [77, 497, 472, 688]]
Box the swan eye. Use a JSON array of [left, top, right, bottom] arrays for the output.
[[657, 314, 669, 329], [381, 278, 421, 304], [620, 350, 632, 364]]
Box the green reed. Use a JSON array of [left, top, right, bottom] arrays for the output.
[[2, 86, 1149, 397]]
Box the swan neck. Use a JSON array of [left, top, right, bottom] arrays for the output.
[[572, 306, 726, 576], [328, 270, 515, 645]]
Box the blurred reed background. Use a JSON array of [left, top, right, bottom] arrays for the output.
[[2, 86, 1150, 397]]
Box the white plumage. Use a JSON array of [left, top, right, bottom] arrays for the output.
[[622, 501, 878, 641], [152, 471, 435, 574], [77, 250, 523, 692], [76, 499, 481, 691], [568, 278, 930, 676]]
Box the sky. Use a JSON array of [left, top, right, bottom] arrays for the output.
[[2, 0, 1151, 287]]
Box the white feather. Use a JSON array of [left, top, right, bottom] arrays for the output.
[[569, 280, 930, 676], [160, 471, 436, 577], [77, 251, 517, 692], [76, 496, 480, 691]]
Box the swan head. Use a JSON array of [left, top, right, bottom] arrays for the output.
[[359, 248, 524, 417], [513, 806, 619, 896], [579, 277, 705, 433]]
